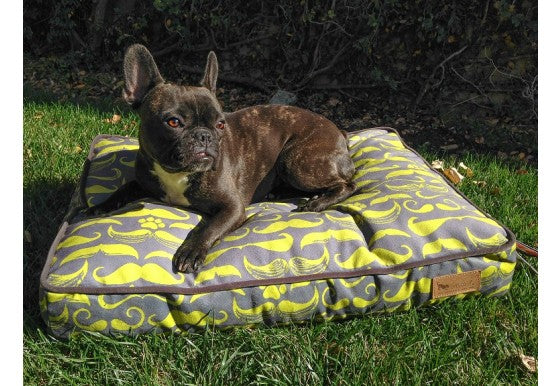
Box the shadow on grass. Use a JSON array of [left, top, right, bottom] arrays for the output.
[[23, 83, 142, 334], [24, 176, 77, 331], [23, 82, 132, 116]]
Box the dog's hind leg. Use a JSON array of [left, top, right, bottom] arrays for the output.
[[281, 145, 356, 212], [297, 179, 356, 212]]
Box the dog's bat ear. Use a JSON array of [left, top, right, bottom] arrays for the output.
[[201, 51, 218, 94], [122, 44, 164, 108]]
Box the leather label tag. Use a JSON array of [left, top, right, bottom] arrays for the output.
[[432, 270, 481, 299]]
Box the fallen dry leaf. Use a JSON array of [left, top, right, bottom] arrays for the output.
[[516, 169, 528, 175], [518, 352, 537, 373], [443, 167, 464, 185], [473, 180, 487, 188], [74, 146, 83, 154], [431, 159, 444, 170], [24, 230, 32, 244], [104, 114, 122, 124], [458, 162, 474, 178]]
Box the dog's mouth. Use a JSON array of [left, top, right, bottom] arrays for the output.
[[194, 150, 211, 160], [192, 145, 218, 161], [154, 151, 212, 174]]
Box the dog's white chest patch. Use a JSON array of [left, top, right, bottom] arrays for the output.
[[151, 162, 191, 207]]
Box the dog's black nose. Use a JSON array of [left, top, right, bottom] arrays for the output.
[[193, 128, 213, 146]]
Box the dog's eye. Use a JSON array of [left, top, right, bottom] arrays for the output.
[[216, 120, 225, 130], [166, 117, 181, 128]]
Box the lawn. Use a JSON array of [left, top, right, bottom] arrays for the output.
[[23, 96, 538, 385]]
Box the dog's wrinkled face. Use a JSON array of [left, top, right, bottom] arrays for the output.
[[122, 45, 224, 173], [139, 84, 225, 173]]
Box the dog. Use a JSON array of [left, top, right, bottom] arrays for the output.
[[91, 44, 356, 273]]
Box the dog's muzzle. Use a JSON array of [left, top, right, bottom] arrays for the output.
[[190, 128, 218, 160]]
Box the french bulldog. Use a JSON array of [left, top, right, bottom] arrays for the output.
[[92, 44, 356, 273]]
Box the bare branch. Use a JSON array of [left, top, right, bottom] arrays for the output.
[[485, 54, 538, 119], [451, 66, 492, 104], [177, 65, 271, 93], [413, 45, 468, 111], [295, 41, 351, 90], [153, 34, 274, 57]]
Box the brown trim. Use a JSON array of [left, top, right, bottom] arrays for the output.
[[40, 129, 517, 296]]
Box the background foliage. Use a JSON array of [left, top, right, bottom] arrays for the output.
[[24, 0, 537, 124]]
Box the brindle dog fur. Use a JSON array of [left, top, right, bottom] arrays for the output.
[[93, 44, 356, 273]]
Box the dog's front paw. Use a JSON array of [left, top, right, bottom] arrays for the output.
[[173, 242, 209, 273]]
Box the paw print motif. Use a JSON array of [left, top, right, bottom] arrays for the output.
[[261, 284, 287, 300], [138, 217, 165, 230]]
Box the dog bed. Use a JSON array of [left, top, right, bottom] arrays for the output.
[[40, 127, 517, 338]]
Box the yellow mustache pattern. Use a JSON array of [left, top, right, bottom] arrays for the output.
[[169, 309, 228, 327], [352, 283, 381, 308], [107, 225, 186, 249], [56, 233, 102, 250], [111, 306, 145, 331], [96, 143, 139, 157], [403, 200, 434, 214], [334, 244, 413, 269], [232, 287, 320, 322], [93, 263, 185, 285], [252, 218, 325, 234], [113, 207, 196, 221], [89, 167, 122, 181], [204, 233, 294, 265], [85, 184, 120, 196], [408, 215, 502, 237], [466, 228, 508, 248], [47, 261, 89, 287], [72, 308, 108, 332], [243, 246, 330, 279], [59, 244, 139, 266], [70, 219, 123, 235], [300, 229, 364, 249], [194, 265, 242, 285], [422, 238, 468, 257], [89, 152, 117, 172], [383, 278, 432, 303]]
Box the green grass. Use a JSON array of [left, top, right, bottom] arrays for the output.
[[23, 97, 538, 385]]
